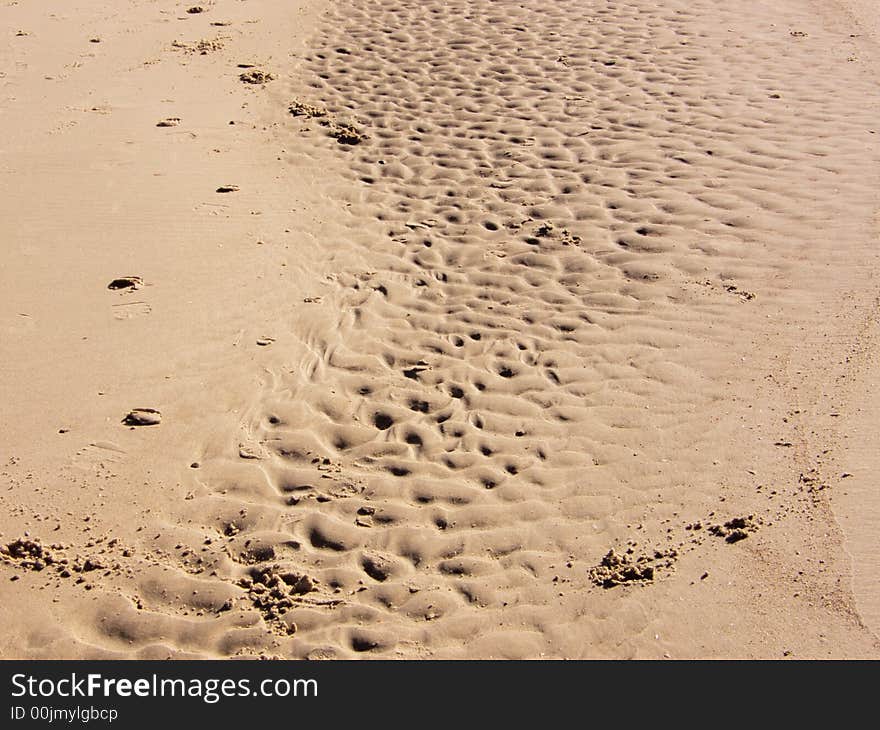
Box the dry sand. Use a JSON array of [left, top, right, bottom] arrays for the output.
[[1, 0, 880, 659]]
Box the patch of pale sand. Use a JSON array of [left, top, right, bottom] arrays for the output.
[[837, 0, 880, 43], [800, 0, 880, 637], [3, 0, 880, 659], [830, 321, 880, 641], [0, 0, 332, 658]]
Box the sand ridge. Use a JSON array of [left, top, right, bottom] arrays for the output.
[[2, 0, 880, 659]]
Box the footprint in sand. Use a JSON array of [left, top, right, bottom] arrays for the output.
[[122, 408, 161, 427], [107, 276, 143, 291]]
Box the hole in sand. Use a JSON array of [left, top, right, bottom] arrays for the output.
[[309, 529, 346, 552], [373, 413, 394, 430], [350, 635, 380, 653]]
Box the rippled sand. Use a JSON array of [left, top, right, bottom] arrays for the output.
[[1, 0, 879, 659]]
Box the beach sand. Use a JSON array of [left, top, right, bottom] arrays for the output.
[[1, 0, 879, 658]]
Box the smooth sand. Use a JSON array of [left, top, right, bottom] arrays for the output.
[[1, 0, 879, 658]]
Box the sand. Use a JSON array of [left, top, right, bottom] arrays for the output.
[[1, 0, 879, 659]]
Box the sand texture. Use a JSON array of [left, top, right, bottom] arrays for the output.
[[2, 0, 880, 659]]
